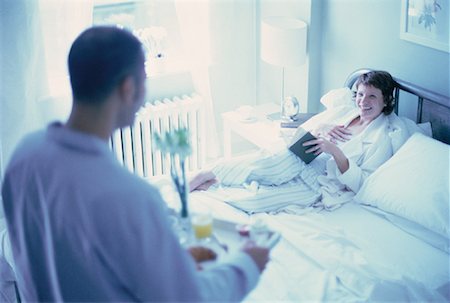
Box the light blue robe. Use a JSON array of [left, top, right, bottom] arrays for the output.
[[1, 122, 260, 301]]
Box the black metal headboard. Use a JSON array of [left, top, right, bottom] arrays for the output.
[[344, 68, 450, 144]]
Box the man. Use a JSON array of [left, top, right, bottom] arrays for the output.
[[1, 26, 269, 301]]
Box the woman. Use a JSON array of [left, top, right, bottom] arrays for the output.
[[190, 71, 396, 212]]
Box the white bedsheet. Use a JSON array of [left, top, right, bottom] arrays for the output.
[[187, 188, 450, 302], [154, 176, 450, 301]]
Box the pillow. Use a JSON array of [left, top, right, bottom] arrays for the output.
[[355, 133, 449, 242], [320, 87, 354, 109], [418, 122, 433, 137], [387, 114, 432, 154]]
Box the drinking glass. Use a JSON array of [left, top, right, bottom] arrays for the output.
[[191, 205, 213, 241]]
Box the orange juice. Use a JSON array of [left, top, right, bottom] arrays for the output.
[[192, 214, 213, 239]]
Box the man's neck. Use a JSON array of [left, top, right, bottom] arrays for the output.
[[65, 101, 116, 141]]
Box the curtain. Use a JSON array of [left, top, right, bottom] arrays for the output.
[[174, 0, 219, 159], [1, 0, 45, 178], [208, 0, 258, 114], [0, 0, 92, 178], [175, 0, 258, 159], [37, 0, 93, 132]]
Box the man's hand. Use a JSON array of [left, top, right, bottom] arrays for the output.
[[241, 242, 270, 273], [188, 246, 217, 263], [188, 246, 217, 271], [189, 171, 218, 192], [312, 123, 352, 144]]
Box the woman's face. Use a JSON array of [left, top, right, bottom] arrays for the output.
[[355, 84, 385, 122]]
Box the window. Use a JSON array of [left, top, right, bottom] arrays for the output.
[[93, 0, 185, 76]]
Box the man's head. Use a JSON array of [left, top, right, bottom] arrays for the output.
[[68, 26, 146, 127]]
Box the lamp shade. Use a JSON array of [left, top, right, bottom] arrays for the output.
[[261, 17, 307, 67]]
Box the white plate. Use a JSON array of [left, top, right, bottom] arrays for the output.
[[190, 218, 281, 270], [196, 218, 281, 254]]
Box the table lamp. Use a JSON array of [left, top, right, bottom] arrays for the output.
[[261, 17, 307, 121]]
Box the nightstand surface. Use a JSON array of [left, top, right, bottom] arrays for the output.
[[222, 103, 314, 158]]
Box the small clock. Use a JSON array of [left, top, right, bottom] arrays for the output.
[[282, 96, 300, 121]]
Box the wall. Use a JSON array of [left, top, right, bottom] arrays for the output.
[[149, 0, 449, 119], [146, 71, 194, 101], [319, 0, 449, 112], [0, 0, 44, 177], [139, 0, 318, 157], [8, 0, 446, 165], [209, 0, 258, 117], [258, 0, 320, 114]]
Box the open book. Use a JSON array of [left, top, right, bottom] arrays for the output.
[[288, 131, 318, 164]]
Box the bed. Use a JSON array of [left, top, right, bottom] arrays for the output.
[[163, 68, 450, 301], [1, 69, 447, 302]]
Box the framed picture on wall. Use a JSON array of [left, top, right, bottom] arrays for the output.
[[400, 0, 449, 53]]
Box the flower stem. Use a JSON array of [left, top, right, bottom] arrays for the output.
[[179, 159, 188, 218], [170, 155, 188, 218]]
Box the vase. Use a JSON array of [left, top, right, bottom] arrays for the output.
[[170, 208, 193, 247], [170, 160, 193, 246], [178, 215, 193, 246]]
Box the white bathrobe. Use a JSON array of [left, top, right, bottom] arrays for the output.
[[312, 107, 393, 209]]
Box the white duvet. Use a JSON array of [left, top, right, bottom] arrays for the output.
[[189, 189, 449, 302]]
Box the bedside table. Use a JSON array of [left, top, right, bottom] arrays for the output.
[[221, 103, 314, 158]]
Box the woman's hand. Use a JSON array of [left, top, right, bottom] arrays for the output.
[[303, 137, 339, 156], [312, 124, 352, 144], [303, 138, 349, 173]]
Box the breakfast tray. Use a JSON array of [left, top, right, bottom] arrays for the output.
[[193, 218, 281, 259]]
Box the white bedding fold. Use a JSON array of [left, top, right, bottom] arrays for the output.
[[245, 208, 449, 302]]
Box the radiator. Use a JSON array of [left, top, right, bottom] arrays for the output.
[[110, 93, 206, 178]]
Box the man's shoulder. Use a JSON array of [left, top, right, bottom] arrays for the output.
[[16, 129, 47, 151], [5, 129, 47, 169]]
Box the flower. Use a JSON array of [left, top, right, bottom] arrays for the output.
[[134, 26, 167, 59], [154, 128, 192, 218], [154, 128, 192, 159], [418, 0, 442, 31]]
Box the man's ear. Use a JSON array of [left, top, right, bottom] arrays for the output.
[[118, 75, 136, 105]]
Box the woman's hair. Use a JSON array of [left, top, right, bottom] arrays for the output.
[[355, 70, 396, 115], [68, 26, 144, 104]]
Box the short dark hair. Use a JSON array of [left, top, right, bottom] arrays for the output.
[[355, 70, 396, 115], [68, 26, 144, 104]]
